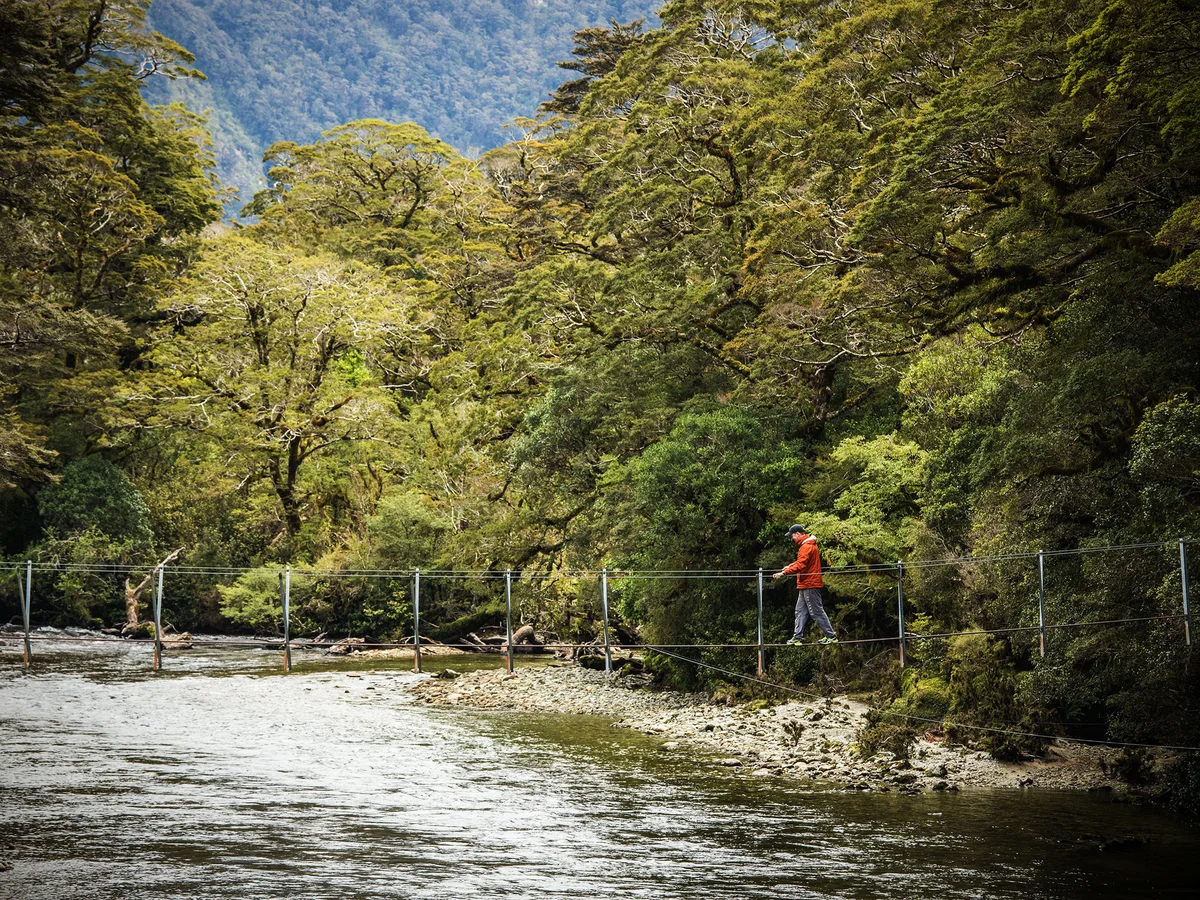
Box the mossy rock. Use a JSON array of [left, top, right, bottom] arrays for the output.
[[892, 676, 951, 721]]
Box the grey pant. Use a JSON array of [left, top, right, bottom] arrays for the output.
[[794, 588, 835, 639]]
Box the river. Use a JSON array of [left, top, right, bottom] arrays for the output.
[[0, 635, 1196, 899]]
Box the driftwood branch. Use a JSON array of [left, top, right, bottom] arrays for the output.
[[123, 548, 185, 631]]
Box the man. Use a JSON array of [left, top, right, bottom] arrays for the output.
[[773, 524, 838, 645]]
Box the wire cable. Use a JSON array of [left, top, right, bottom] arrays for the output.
[[1, 536, 1190, 581]]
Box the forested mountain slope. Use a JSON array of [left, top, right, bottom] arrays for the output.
[[143, 0, 656, 207]]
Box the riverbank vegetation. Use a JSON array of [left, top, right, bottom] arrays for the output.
[[2, 0, 1198, 790]]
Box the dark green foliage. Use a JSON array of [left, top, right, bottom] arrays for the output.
[[642, 649, 702, 692], [767, 648, 819, 694], [37, 456, 152, 545], [590, 404, 810, 686], [1158, 753, 1200, 820], [0, 0, 220, 493], [895, 674, 952, 723], [541, 18, 645, 115], [32, 456, 155, 626], [943, 633, 1049, 760], [1106, 748, 1155, 785]]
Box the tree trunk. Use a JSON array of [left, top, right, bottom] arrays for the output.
[[124, 575, 149, 629], [269, 446, 304, 537], [122, 548, 184, 633]]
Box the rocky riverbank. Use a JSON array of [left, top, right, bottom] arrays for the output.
[[409, 662, 1135, 795]]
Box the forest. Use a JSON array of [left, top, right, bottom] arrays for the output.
[[141, 0, 657, 207], [2, 0, 1199, 807]]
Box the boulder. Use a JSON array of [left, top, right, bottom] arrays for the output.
[[163, 631, 194, 650]]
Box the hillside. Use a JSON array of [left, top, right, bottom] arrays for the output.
[[143, 0, 657, 208]]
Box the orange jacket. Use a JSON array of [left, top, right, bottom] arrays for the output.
[[782, 535, 824, 589]]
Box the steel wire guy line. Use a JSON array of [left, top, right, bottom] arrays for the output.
[[5, 537, 1194, 676], [2, 537, 1184, 575]]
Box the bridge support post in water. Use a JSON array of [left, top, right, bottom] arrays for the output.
[[1037, 550, 1047, 658], [505, 569, 514, 674], [413, 568, 422, 673], [897, 560, 906, 669], [1182, 540, 1192, 647], [153, 564, 164, 671], [281, 566, 291, 673], [21, 560, 31, 668], [756, 568, 765, 677], [601, 567, 612, 676]]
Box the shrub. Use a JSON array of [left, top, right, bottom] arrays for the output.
[[943, 631, 1048, 760], [893, 674, 951, 722], [856, 708, 919, 759], [1158, 752, 1200, 819]]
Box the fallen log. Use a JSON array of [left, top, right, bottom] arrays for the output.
[[503, 623, 546, 654], [327, 637, 366, 655], [162, 630, 194, 651]]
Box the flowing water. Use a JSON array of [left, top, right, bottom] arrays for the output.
[[0, 634, 1196, 899]]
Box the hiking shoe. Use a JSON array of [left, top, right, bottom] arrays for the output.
[[818, 635, 839, 645], [785, 637, 804, 646]]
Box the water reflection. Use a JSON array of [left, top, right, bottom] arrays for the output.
[[0, 637, 1195, 899]]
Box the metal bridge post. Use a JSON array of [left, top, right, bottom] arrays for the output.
[[756, 568, 765, 677], [505, 569, 514, 673], [1038, 550, 1047, 658], [21, 561, 32, 668], [413, 568, 422, 673], [282, 566, 291, 673], [601, 567, 612, 676], [897, 560, 906, 669], [153, 564, 164, 672], [1182, 540, 1192, 647]]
